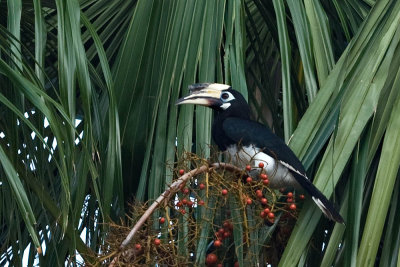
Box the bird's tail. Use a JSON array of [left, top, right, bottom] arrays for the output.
[[292, 173, 344, 224]]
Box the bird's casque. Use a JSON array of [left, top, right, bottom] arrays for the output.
[[176, 83, 344, 223]]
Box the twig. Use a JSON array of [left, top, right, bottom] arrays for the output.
[[119, 162, 242, 249], [109, 163, 242, 267]]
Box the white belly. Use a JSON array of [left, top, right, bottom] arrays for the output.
[[224, 144, 299, 189]]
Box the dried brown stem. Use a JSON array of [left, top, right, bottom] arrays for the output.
[[107, 163, 243, 266], [119, 162, 241, 249]]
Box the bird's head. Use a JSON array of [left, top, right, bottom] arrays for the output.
[[176, 83, 250, 117]]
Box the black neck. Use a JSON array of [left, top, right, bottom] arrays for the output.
[[211, 104, 251, 150]]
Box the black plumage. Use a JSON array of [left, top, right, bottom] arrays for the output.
[[176, 83, 344, 223]]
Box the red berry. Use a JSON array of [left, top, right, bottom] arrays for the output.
[[224, 220, 233, 231], [246, 165, 251, 171], [286, 197, 293, 203], [289, 204, 297, 210], [135, 243, 142, 250], [256, 190, 263, 199], [182, 198, 188, 205], [246, 177, 253, 183], [268, 212, 275, 219], [234, 262, 240, 267], [262, 179, 269, 185], [199, 183, 205, 190], [206, 253, 218, 265], [154, 238, 161, 246], [222, 189, 228, 196], [260, 211, 266, 218], [264, 208, 270, 214], [179, 169, 185, 175], [217, 264, 223, 267], [223, 231, 231, 238], [187, 200, 194, 207], [179, 183, 186, 190], [246, 198, 252, 205], [198, 200, 205, 206], [258, 162, 264, 168], [214, 239, 222, 247], [180, 209, 186, 215], [177, 201, 182, 207], [159, 217, 166, 224], [183, 188, 190, 195], [299, 194, 305, 200], [260, 173, 268, 180], [223, 221, 229, 229], [261, 198, 268, 205], [287, 192, 293, 198]]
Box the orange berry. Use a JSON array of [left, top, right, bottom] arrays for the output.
[[206, 253, 218, 265], [218, 228, 225, 237], [261, 198, 268, 205], [256, 190, 263, 199], [214, 239, 222, 247]]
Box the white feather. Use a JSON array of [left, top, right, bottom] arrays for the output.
[[225, 144, 300, 188], [220, 103, 231, 110]]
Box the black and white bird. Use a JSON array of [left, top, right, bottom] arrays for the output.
[[176, 83, 344, 223]]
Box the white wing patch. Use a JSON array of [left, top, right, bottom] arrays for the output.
[[312, 196, 332, 219], [279, 160, 309, 180]]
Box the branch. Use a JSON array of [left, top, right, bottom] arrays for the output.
[[119, 162, 242, 249]]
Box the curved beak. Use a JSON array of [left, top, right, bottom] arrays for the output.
[[175, 83, 229, 107]]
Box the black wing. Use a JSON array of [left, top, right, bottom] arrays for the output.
[[222, 117, 344, 223], [222, 118, 306, 175]]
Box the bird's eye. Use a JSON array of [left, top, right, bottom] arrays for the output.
[[221, 93, 230, 100]]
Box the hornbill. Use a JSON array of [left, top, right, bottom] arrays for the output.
[[176, 83, 344, 223]]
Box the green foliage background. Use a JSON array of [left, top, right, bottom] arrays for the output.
[[1, 0, 400, 266]]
